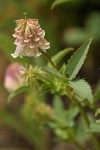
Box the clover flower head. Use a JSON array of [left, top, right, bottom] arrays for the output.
[[22, 65, 45, 88], [11, 18, 50, 58]]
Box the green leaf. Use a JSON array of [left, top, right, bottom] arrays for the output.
[[51, 0, 77, 9], [95, 108, 100, 117], [44, 66, 69, 82], [64, 106, 79, 127], [65, 106, 79, 121], [8, 85, 29, 103], [53, 95, 64, 116], [75, 118, 90, 142], [96, 120, 100, 124], [70, 79, 93, 104], [53, 96, 79, 128], [55, 128, 69, 141], [89, 123, 100, 133], [48, 47, 74, 67], [60, 63, 67, 75], [66, 38, 92, 80]]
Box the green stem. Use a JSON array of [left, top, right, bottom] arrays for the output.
[[39, 49, 57, 69], [73, 97, 100, 150], [72, 96, 89, 127], [23, 12, 27, 20], [39, 49, 99, 150], [68, 93, 100, 150]]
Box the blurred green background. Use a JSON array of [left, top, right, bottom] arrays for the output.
[[0, 0, 100, 149]]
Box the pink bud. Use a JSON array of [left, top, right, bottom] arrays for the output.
[[4, 63, 23, 92]]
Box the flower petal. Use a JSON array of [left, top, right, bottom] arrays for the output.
[[11, 41, 22, 58]]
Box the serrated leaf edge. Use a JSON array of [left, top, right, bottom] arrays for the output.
[[70, 79, 93, 103], [66, 38, 92, 80]]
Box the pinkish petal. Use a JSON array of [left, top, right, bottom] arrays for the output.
[[4, 63, 23, 92], [12, 18, 50, 58], [11, 41, 23, 58]]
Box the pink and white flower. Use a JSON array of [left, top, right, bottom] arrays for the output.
[[11, 19, 50, 58], [4, 63, 23, 92]]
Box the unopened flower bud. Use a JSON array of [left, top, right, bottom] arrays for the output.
[[4, 63, 23, 92], [34, 103, 53, 121]]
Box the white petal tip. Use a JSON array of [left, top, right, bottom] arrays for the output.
[[35, 53, 42, 57], [11, 54, 17, 58], [45, 42, 50, 46]]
